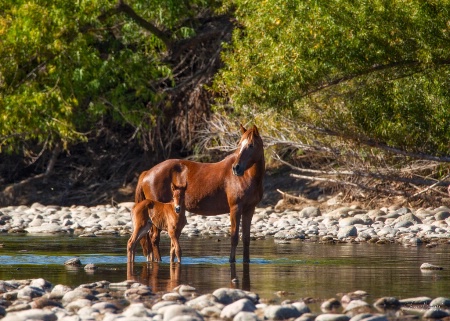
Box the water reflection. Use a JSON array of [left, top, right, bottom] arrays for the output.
[[127, 262, 181, 293], [230, 263, 250, 291], [126, 262, 252, 293]]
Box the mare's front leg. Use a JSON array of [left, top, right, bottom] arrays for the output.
[[241, 207, 255, 263], [229, 206, 242, 263]]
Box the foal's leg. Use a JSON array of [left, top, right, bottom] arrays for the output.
[[127, 207, 152, 263], [229, 206, 242, 263], [168, 228, 182, 263], [150, 225, 162, 262], [241, 208, 255, 263], [140, 237, 150, 260], [145, 233, 153, 262]]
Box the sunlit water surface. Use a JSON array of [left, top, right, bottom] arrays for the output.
[[1, 234, 450, 310]]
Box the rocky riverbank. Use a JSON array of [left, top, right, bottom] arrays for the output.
[[1, 276, 450, 321], [1, 202, 450, 320], [1, 201, 450, 245]]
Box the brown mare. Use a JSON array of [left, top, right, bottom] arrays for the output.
[[127, 181, 187, 263], [135, 124, 265, 263]]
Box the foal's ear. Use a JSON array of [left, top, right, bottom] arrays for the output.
[[239, 124, 247, 134], [252, 125, 259, 136]]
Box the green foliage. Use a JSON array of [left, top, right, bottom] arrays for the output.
[[215, 0, 450, 155], [0, 0, 213, 153]]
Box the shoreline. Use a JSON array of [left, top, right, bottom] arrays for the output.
[[1, 201, 450, 245]]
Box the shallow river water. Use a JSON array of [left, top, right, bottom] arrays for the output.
[[1, 234, 450, 309]]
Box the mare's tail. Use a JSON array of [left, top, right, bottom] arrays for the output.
[[134, 171, 150, 258], [135, 171, 147, 203]]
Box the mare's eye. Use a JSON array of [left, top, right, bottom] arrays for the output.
[[249, 144, 254, 148]]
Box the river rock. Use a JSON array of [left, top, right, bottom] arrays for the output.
[[393, 213, 422, 225], [423, 308, 450, 319], [263, 304, 303, 320], [25, 224, 64, 234], [186, 294, 219, 310], [337, 226, 357, 239], [315, 313, 351, 321], [394, 220, 414, 229], [430, 297, 450, 307], [373, 297, 400, 308], [351, 315, 388, 321], [348, 313, 373, 321], [84, 263, 97, 271], [321, 298, 341, 312], [398, 296, 432, 305], [420, 263, 443, 270], [325, 208, 352, 219], [162, 304, 204, 321], [163, 292, 186, 301], [65, 299, 93, 313], [123, 302, 156, 318], [299, 207, 321, 218], [174, 284, 197, 296], [212, 288, 258, 305], [233, 311, 259, 321], [17, 286, 46, 300], [64, 258, 82, 266], [61, 288, 96, 305], [343, 300, 370, 313], [1, 308, 57, 321], [339, 217, 365, 227], [295, 313, 319, 321], [220, 298, 256, 319]]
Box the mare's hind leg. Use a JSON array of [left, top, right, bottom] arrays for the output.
[[241, 208, 255, 263]]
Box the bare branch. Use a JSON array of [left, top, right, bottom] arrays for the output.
[[304, 59, 450, 98], [290, 173, 407, 196], [99, 0, 171, 47], [411, 173, 450, 198], [277, 189, 314, 203], [306, 124, 450, 162]]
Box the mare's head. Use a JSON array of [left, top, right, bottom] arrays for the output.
[[171, 182, 186, 214], [232, 124, 264, 176]]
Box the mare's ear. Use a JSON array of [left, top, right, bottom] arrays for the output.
[[239, 124, 247, 134], [252, 125, 259, 136]]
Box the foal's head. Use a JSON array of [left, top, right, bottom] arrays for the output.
[[171, 183, 186, 214], [232, 124, 264, 176]]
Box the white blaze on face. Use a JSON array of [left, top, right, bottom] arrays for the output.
[[239, 138, 248, 154]]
